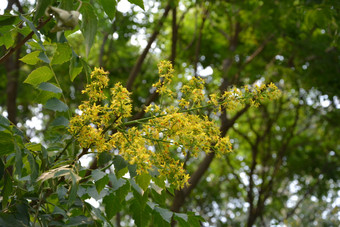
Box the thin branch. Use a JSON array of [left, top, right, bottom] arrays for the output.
[[0, 16, 52, 64], [126, 4, 171, 91]]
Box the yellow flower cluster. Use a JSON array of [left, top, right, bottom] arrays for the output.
[[69, 62, 280, 189]]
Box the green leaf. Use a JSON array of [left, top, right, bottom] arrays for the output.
[[24, 66, 53, 87], [128, 164, 137, 178], [99, 0, 117, 20], [116, 180, 130, 203], [51, 116, 69, 127], [80, 3, 98, 56], [130, 198, 151, 227], [66, 216, 93, 226], [80, 58, 92, 82], [19, 51, 41, 65], [38, 82, 62, 94], [108, 173, 126, 191], [130, 179, 143, 195], [96, 175, 109, 194], [59, 0, 75, 10], [35, 90, 61, 104], [27, 151, 39, 181], [68, 171, 79, 206], [0, 32, 14, 49], [38, 52, 50, 63], [34, 0, 53, 22], [174, 213, 188, 222], [136, 173, 151, 191], [19, 15, 45, 50], [25, 142, 42, 151], [87, 186, 108, 200], [103, 193, 117, 219], [113, 155, 128, 173], [98, 152, 112, 166], [0, 115, 10, 129], [51, 43, 72, 65], [45, 98, 69, 112], [0, 131, 14, 156], [154, 207, 173, 224], [0, 159, 4, 180], [69, 54, 83, 81], [0, 15, 17, 26], [92, 169, 106, 181], [128, 0, 144, 10], [187, 212, 205, 227], [1, 172, 13, 209]]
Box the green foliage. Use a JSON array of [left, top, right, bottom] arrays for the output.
[[1, 0, 339, 226]]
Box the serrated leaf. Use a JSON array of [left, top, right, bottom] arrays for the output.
[[99, 0, 117, 20], [45, 98, 69, 112], [136, 173, 151, 192], [20, 51, 41, 65], [0, 32, 14, 49], [24, 66, 53, 87], [80, 3, 98, 56], [103, 193, 117, 219], [116, 180, 130, 203], [38, 82, 62, 93], [128, 0, 144, 10], [155, 207, 173, 224], [69, 54, 83, 81], [51, 43, 72, 65], [131, 198, 151, 227]]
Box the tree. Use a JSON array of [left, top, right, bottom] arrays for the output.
[[1, 0, 339, 226]]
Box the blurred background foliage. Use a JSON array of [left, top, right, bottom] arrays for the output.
[[0, 0, 339, 226]]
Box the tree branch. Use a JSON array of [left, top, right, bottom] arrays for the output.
[[0, 16, 52, 64], [126, 4, 171, 91]]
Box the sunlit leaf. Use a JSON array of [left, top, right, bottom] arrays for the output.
[[20, 51, 41, 65], [24, 66, 53, 87], [51, 43, 72, 65]]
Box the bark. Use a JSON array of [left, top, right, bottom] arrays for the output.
[[126, 4, 171, 91]]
